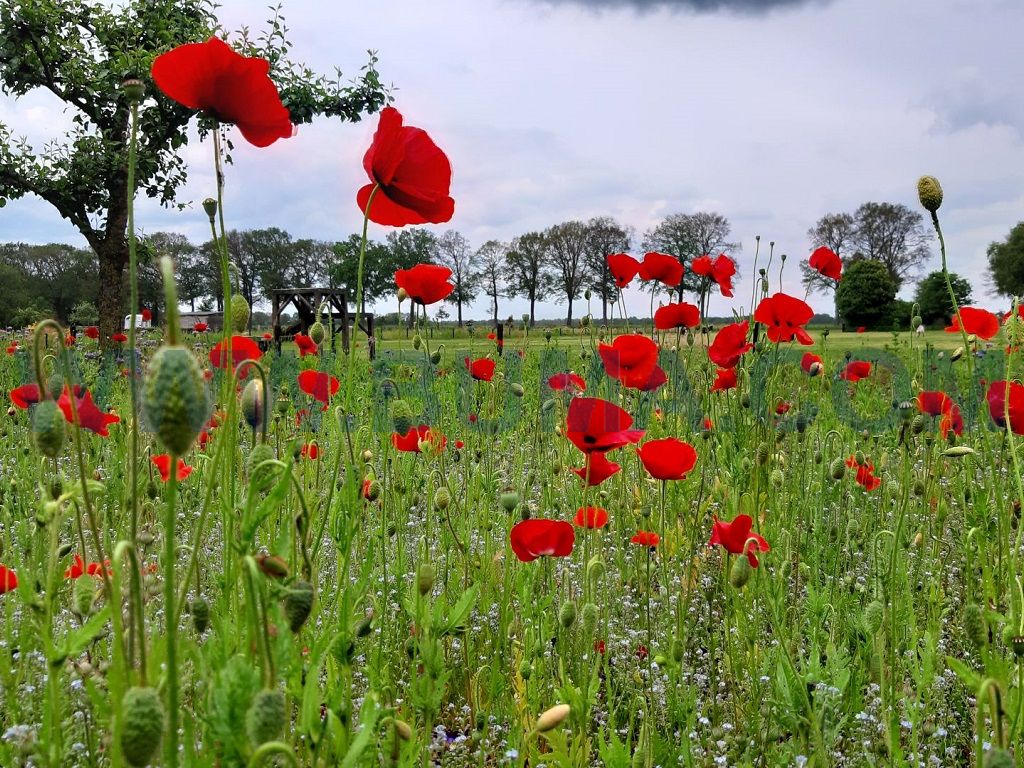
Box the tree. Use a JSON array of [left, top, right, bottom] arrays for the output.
[[476, 240, 508, 323], [848, 202, 931, 289], [505, 231, 552, 327], [583, 216, 632, 322], [801, 212, 856, 296], [987, 221, 1024, 298], [435, 230, 477, 326], [330, 234, 394, 312], [544, 221, 589, 326], [835, 259, 896, 330], [0, 1, 388, 344], [914, 271, 972, 327], [147, 232, 204, 311], [642, 212, 738, 299], [385, 228, 438, 325]]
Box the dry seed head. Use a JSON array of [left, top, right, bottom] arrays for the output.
[[535, 703, 571, 733]]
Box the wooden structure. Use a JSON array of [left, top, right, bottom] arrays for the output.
[[270, 288, 375, 358]]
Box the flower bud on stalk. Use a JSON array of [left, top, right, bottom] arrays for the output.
[[917, 175, 943, 213]]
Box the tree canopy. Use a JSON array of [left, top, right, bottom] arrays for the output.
[[835, 259, 896, 330], [914, 270, 972, 327], [987, 221, 1024, 298]]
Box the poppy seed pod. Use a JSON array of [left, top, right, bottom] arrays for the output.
[[246, 688, 286, 747], [121, 77, 145, 102], [284, 581, 314, 632], [202, 197, 218, 219], [32, 399, 65, 459], [230, 294, 250, 333], [535, 704, 571, 733], [190, 597, 210, 635], [500, 489, 519, 512], [121, 686, 165, 767], [917, 175, 943, 213], [143, 345, 208, 457]]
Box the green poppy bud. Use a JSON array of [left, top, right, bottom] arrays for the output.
[[917, 175, 943, 213]]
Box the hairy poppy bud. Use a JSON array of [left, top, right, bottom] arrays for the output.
[[535, 704, 570, 733], [363, 479, 381, 501], [510, 382, 525, 398], [581, 603, 598, 635], [984, 749, 1014, 768], [191, 597, 210, 635], [917, 175, 943, 213], [229, 294, 250, 333], [864, 600, 884, 634], [430, 348, 443, 365], [202, 197, 218, 219], [580, 315, 591, 328], [247, 443, 277, 493], [240, 379, 264, 430], [284, 581, 314, 632], [830, 458, 846, 481], [355, 614, 374, 638], [143, 343, 208, 457], [308, 321, 325, 345], [32, 399, 65, 459], [500, 489, 519, 512], [964, 603, 987, 649], [73, 574, 97, 617], [558, 601, 576, 628], [770, 469, 784, 489], [587, 556, 606, 585], [417, 563, 434, 596], [390, 399, 414, 436], [911, 315, 923, 329], [412, 334, 422, 350], [756, 442, 770, 465], [246, 688, 286, 747], [47, 372, 65, 400], [740, 393, 751, 409], [729, 556, 752, 588], [397, 287, 409, 302], [433, 487, 450, 510], [120, 686, 165, 767], [518, 659, 532, 680], [393, 719, 412, 741], [255, 554, 289, 579]]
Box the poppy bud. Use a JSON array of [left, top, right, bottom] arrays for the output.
[[73, 574, 97, 617], [795, 413, 808, 433], [863, 600, 884, 635], [500, 489, 519, 512], [740, 393, 750, 408], [191, 597, 210, 635], [587, 556, 606, 585], [580, 315, 591, 328], [247, 443, 277, 493], [246, 688, 286, 747], [950, 346, 964, 362], [917, 175, 943, 213], [47, 372, 65, 400], [535, 704, 571, 733], [558, 601, 576, 629], [255, 554, 289, 579], [964, 603, 987, 649], [430, 347, 443, 365], [230, 294, 250, 333], [942, 446, 974, 458], [390, 399, 414, 436], [755, 442, 770, 465], [143, 343, 208, 457], [393, 719, 413, 741], [582, 603, 598, 635], [433, 487, 450, 509], [770, 469, 784, 489], [983, 749, 1014, 768], [829, 458, 846, 480], [510, 383, 525, 398], [417, 563, 434, 596], [729, 555, 752, 588], [355, 614, 374, 638], [121, 77, 145, 102], [518, 659, 532, 680], [412, 334, 422, 350], [284, 581, 314, 632], [309, 321, 325, 345], [363, 480, 381, 501], [120, 686, 165, 767], [240, 379, 264, 430], [911, 315, 923, 329], [32, 399, 65, 459], [202, 197, 218, 219], [544, 330, 552, 341], [541, 398, 555, 413]]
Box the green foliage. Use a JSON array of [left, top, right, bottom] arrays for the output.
[[68, 300, 99, 327], [987, 221, 1024, 298], [641, 211, 737, 297], [915, 270, 973, 326], [835, 258, 896, 329]]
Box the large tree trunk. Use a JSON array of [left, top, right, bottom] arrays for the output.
[[566, 295, 573, 327], [457, 300, 463, 327], [97, 240, 128, 346], [529, 294, 536, 327], [601, 294, 608, 322]]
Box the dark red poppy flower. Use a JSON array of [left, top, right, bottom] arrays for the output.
[[193, 322, 209, 333], [638, 365, 668, 393], [710, 367, 737, 392], [64, 554, 110, 580], [297, 370, 339, 408], [708, 514, 770, 567], [84, 326, 99, 340], [395, 264, 455, 305], [294, 334, 319, 357], [840, 361, 872, 382], [57, 388, 120, 437], [607, 253, 642, 288], [630, 530, 660, 547], [637, 437, 697, 481], [548, 372, 586, 393], [775, 401, 791, 415], [703, 417, 714, 431], [141, 308, 153, 322], [391, 425, 447, 453], [509, 519, 575, 562], [917, 391, 952, 417], [152, 454, 193, 482], [808, 247, 842, 281], [151, 36, 293, 147], [209, 335, 263, 369], [754, 293, 814, 345], [10, 383, 41, 409], [566, 397, 644, 454], [638, 252, 683, 287], [986, 381, 1024, 434], [570, 451, 621, 486], [301, 443, 320, 460], [465, 357, 496, 382], [856, 326, 866, 333], [635, 644, 649, 660], [946, 306, 1000, 340], [574, 506, 609, 529], [692, 254, 737, 297], [262, 332, 272, 340], [598, 334, 660, 389], [0, 564, 18, 594], [197, 429, 211, 450], [845, 456, 881, 491], [5, 343, 17, 355], [357, 106, 454, 226], [594, 639, 606, 655], [801, 353, 823, 375], [654, 302, 701, 330], [708, 322, 752, 369], [111, 333, 128, 344]]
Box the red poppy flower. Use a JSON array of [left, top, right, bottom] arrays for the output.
[[987, 381, 1024, 434], [197, 429, 211, 450], [775, 401, 792, 415], [594, 639, 606, 655], [571, 451, 621, 486], [454, 439, 465, 449], [464, 357, 496, 382], [141, 308, 153, 322], [754, 293, 814, 345], [638, 252, 683, 287], [193, 322, 209, 333], [708, 321, 752, 369], [0, 564, 17, 594], [294, 333, 319, 357], [395, 264, 455, 305], [703, 417, 714, 430], [630, 530, 660, 547], [301, 443, 320, 460], [261, 332, 272, 340], [565, 397, 644, 454], [637, 437, 697, 481], [801, 353, 823, 376], [294, 408, 309, 427], [64, 554, 110, 580], [946, 307, 1000, 340], [808, 247, 842, 281], [391, 425, 447, 453], [856, 326, 867, 333], [638, 365, 668, 393], [297, 370, 339, 408], [151, 36, 293, 147], [510, 519, 575, 562], [598, 334, 660, 389], [84, 326, 99, 340], [607, 253, 642, 288], [840, 361, 872, 382], [917, 391, 952, 417], [708, 514, 770, 567], [152, 454, 193, 482], [209, 335, 263, 369], [10, 383, 41, 409], [574, 506, 609, 529], [939, 405, 964, 438], [710, 367, 737, 392], [548, 372, 586, 393], [845, 456, 881, 491], [5, 343, 17, 355], [111, 333, 128, 344], [692, 254, 737, 297], [357, 106, 454, 226], [57, 388, 119, 437], [654, 302, 701, 330]]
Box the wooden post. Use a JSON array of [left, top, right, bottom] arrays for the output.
[[496, 322, 504, 356]]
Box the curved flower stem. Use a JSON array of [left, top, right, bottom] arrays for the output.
[[346, 183, 380, 413], [248, 742, 299, 768], [164, 465, 181, 768]]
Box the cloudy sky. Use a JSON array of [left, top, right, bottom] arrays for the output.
[[2, 0, 1022, 321]]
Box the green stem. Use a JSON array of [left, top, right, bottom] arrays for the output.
[[164, 466, 180, 768]]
